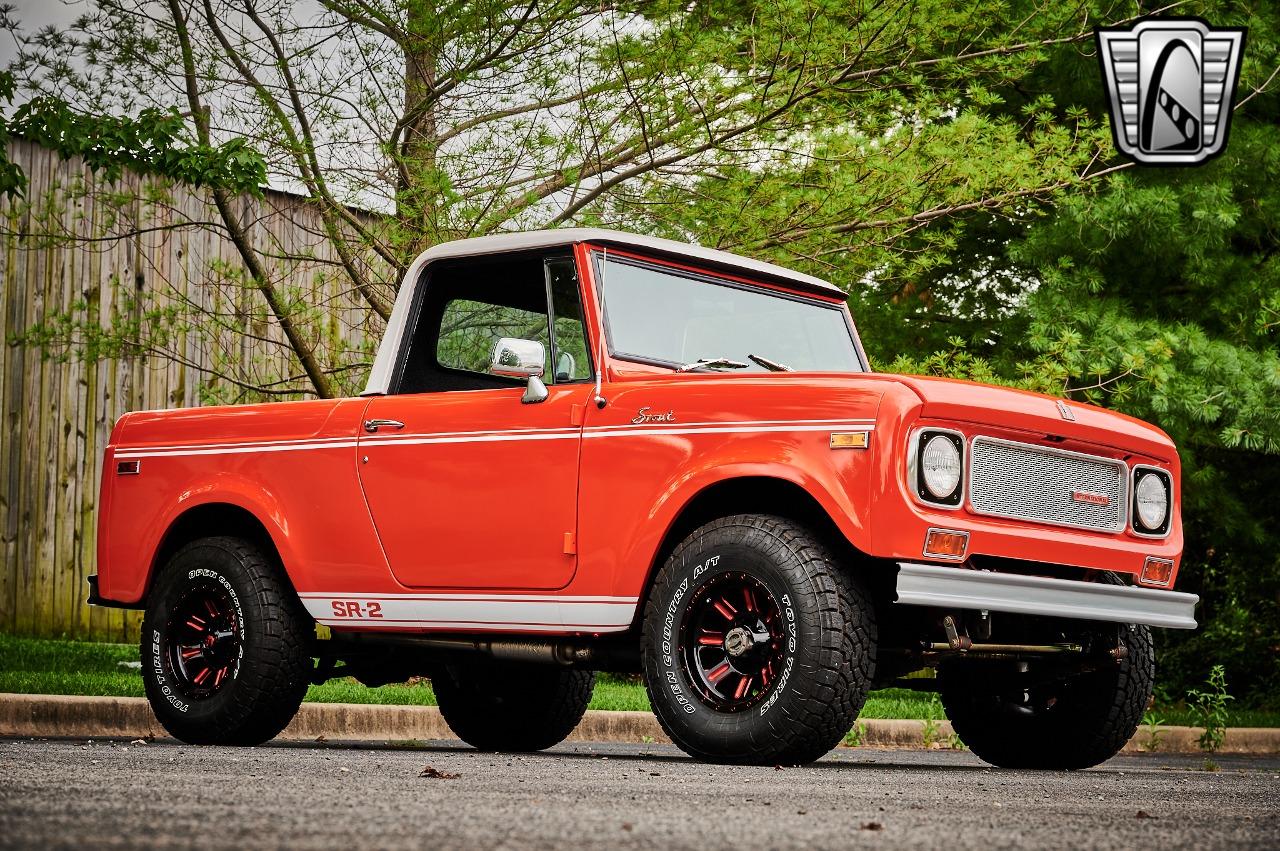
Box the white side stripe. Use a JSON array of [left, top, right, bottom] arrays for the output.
[[312, 620, 628, 633], [115, 441, 359, 459], [119, 435, 357, 453], [361, 430, 580, 448], [115, 419, 876, 458], [302, 594, 639, 632], [586, 417, 874, 432], [298, 592, 637, 602], [584, 423, 872, 439]]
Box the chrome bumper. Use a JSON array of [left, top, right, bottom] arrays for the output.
[[894, 562, 1199, 630]]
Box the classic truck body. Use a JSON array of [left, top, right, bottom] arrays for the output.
[[95, 231, 1188, 629], [91, 229, 1196, 765], [98, 371, 1188, 622]]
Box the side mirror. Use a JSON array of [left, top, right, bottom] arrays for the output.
[[489, 337, 545, 378], [556, 351, 576, 382], [521, 374, 549, 404]]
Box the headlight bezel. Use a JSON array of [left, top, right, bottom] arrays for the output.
[[1130, 465, 1172, 537], [911, 428, 965, 508]]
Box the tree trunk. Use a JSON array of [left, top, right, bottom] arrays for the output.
[[399, 0, 441, 257]]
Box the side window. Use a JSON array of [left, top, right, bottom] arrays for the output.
[[395, 252, 592, 394], [437, 300, 550, 376], [546, 258, 591, 383]]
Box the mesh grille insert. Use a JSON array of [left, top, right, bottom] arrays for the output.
[[969, 437, 1127, 532]]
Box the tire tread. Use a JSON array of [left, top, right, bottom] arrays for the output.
[[141, 536, 312, 746], [642, 514, 876, 765]]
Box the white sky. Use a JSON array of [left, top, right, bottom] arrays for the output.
[[4, 0, 83, 51]]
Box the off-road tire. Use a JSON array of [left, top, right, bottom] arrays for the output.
[[140, 536, 313, 745], [940, 576, 1155, 770], [641, 514, 877, 765], [433, 661, 594, 752]]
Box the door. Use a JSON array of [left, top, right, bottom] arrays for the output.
[[357, 253, 593, 590]]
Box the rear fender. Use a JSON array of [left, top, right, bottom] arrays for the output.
[[104, 474, 298, 605]]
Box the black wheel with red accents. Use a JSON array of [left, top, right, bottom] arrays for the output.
[[166, 582, 243, 697], [681, 571, 787, 712], [141, 536, 313, 746], [642, 514, 877, 765]]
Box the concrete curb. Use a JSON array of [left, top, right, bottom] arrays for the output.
[[2, 693, 1277, 754]]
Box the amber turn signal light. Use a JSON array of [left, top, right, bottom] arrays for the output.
[[116, 460, 140, 475], [924, 528, 968, 560], [1140, 556, 1174, 587], [829, 431, 870, 449]]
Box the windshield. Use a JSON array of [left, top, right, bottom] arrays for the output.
[[597, 255, 863, 372]]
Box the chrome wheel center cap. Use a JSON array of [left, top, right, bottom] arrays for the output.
[[724, 626, 754, 657]]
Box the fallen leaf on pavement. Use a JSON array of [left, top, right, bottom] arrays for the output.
[[419, 765, 460, 779], [861, 822, 883, 831]]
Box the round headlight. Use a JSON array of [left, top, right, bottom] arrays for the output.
[[1134, 472, 1169, 531], [921, 435, 962, 500]]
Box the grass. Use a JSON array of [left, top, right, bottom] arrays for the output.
[[3, 633, 1277, 726]]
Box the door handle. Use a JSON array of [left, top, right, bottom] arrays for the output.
[[364, 419, 405, 433]]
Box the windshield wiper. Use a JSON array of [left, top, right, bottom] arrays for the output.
[[675, 357, 750, 373], [748, 353, 793, 372]]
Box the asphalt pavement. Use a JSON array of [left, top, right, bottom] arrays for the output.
[[1, 737, 1276, 849]]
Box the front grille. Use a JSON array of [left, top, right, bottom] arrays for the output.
[[969, 436, 1127, 532]]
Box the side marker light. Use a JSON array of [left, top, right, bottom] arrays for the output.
[[924, 528, 968, 560], [830, 432, 870, 449], [1140, 557, 1174, 587]]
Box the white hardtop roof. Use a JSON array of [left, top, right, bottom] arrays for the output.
[[363, 228, 844, 395], [412, 228, 843, 296]]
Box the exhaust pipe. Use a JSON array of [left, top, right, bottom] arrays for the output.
[[324, 632, 634, 669]]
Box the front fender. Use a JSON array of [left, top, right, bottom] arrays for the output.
[[575, 381, 883, 599], [643, 458, 871, 574]]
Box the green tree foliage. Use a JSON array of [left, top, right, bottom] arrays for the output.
[[7, 97, 266, 195], [853, 3, 1280, 704], [0, 69, 265, 200], [0, 70, 24, 198]]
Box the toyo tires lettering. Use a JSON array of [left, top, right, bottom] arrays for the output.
[[151, 629, 190, 713], [758, 593, 797, 716]]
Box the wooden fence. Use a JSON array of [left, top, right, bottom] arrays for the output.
[[0, 140, 387, 642]]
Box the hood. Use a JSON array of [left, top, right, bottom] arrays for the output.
[[889, 374, 1177, 462]]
